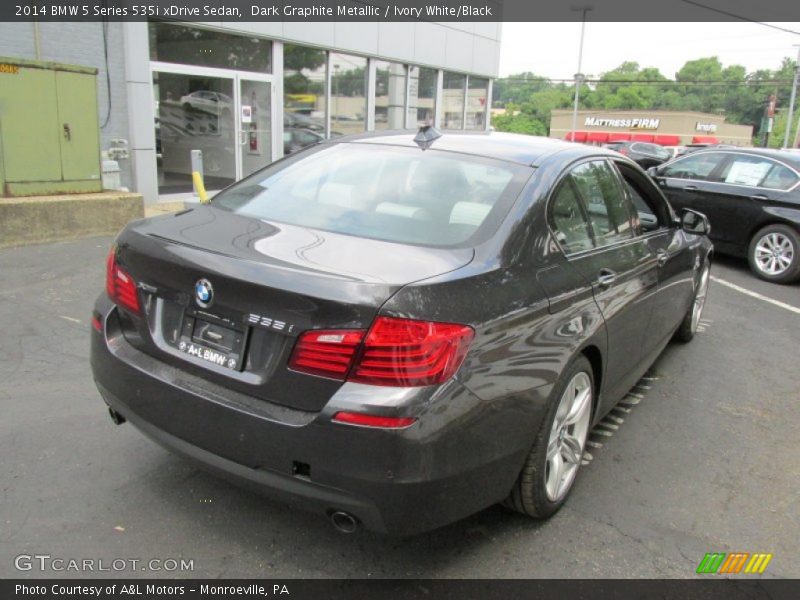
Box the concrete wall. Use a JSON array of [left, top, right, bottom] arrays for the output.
[[0, 22, 133, 189]]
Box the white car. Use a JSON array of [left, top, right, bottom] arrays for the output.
[[180, 91, 233, 115]]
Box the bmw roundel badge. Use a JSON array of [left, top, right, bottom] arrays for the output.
[[195, 278, 214, 307]]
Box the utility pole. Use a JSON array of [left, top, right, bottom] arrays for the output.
[[782, 45, 800, 149], [570, 6, 593, 141], [763, 93, 777, 148]]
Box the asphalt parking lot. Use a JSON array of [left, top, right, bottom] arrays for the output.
[[1, 236, 798, 579]]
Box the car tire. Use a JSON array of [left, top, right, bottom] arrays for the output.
[[748, 224, 800, 284], [674, 259, 711, 343], [504, 355, 594, 519]]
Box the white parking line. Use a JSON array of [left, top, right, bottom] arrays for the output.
[[711, 276, 800, 316]]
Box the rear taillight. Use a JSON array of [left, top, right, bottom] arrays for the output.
[[288, 316, 474, 387], [105, 248, 140, 314], [350, 317, 474, 387], [288, 329, 365, 379]]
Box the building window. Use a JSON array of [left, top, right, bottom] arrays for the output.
[[466, 77, 489, 131], [374, 61, 407, 130], [283, 44, 326, 154], [330, 53, 367, 136], [153, 72, 236, 194], [442, 72, 466, 130], [408, 66, 437, 127], [149, 22, 272, 73]]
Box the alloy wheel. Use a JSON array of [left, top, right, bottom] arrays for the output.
[[691, 265, 710, 333], [545, 371, 592, 502], [754, 232, 795, 276]]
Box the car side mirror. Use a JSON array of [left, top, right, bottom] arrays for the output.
[[680, 208, 710, 236], [647, 166, 660, 178]]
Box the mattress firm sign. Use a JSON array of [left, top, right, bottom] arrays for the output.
[[584, 117, 660, 130]]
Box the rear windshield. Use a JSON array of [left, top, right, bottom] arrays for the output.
[[212, 143, 530, 247]]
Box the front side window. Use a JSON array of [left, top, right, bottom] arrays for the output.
[[570, 161, 636, 247], [212, 144, 529, 247], [660, 152, 726, 181]]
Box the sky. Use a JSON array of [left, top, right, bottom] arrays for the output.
[[499, 22, 800, 80]]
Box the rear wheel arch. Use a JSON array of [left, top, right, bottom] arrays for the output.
[[746, 217, 800, 245]]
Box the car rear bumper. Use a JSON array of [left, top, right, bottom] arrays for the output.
[[91, 300, 545, 535]]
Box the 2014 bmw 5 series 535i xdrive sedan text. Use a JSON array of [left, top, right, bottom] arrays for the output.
[[90, 129, 713, 535]]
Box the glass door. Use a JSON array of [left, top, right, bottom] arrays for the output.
[[236, 77, 273, 179], [153, 70, 237, 194]]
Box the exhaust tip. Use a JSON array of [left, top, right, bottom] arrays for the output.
[[108, 407, 126, 425], [330, 511, 359, 534]]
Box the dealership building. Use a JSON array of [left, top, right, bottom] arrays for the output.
[[0, 21, 499, 203], [549, 109, 754, 146]]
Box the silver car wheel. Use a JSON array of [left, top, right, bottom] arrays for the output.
[[545, 371, 592, 502], [691, 265, 710, 333], [754, 232, 795, 276]]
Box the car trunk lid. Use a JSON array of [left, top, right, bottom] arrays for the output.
[[112, 206, 474, 412]]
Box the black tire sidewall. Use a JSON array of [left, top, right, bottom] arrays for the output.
[[748, 225, 800, 284]]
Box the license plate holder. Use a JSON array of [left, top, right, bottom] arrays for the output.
[[176, 316, 246, 371]]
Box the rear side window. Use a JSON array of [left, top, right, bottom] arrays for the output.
[[631, 142, 670, 160], [717, 154, 798, 190], [718, 155, 777, 187], [212, 144, 529, 247], [762, 163, 799, 190], [570, 161, 635, 247], [660, 152, 726, 181], [550, 181, 593, 254]]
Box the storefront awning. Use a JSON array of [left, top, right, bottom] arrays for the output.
[[692, 135, 719, 144], [654, 135, 681, 146], [585, 132, 609, 143], [630, 133, 655, 142], [607, 133, 632, 142], [565, 131, 588, 142]]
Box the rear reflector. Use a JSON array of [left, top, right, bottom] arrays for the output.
[[106, 248, 140, 314], [332, 411, 417, 429], [288, 329, 365, 379], [91, 313, 103, 333], [288, 316, 474, 387]]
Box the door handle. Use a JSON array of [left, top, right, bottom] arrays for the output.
[[683, 185, 698, 191], [62, 123, 71, 141], [596, 269, 617, 288], [656, 249, 669, 267], [751, 194, 769, 201]]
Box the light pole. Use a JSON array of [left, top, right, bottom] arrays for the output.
[[570, 6, 593, 141], [333, 64, 340, 125], [781, 45, 800, 149]]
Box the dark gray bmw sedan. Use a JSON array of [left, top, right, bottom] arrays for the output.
[[91, 130, 712, 535]]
